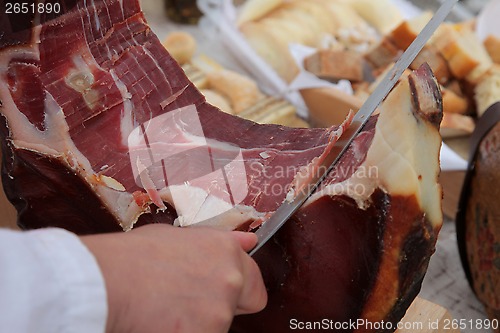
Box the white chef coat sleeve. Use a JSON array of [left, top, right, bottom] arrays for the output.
[[0, 227, 108, 333]]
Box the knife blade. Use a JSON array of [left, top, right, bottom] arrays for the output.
[[249, 0, 458, 257]]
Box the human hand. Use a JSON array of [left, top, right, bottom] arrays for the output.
[[81, 224, 267, 333]]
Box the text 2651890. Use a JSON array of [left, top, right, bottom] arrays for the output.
[[4, 2, 61, 14]]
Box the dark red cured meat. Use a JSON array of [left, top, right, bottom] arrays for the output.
[[0, 1, 444, 332]]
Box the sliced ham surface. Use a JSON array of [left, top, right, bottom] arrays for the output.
[[0, 0, 349, 232]]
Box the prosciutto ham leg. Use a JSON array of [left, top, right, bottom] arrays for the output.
[[0, 1, 443, 332]]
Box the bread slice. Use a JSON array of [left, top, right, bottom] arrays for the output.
[[432, 24, 491, 80], [304, 49, 364, 82], [238, 96, 297, 125], [237, 0, 284, 26], [484, 35, 500, 64], [301, 87, 363, 127], [365, 37, 401, 69], [410, 46, 450, 84], [201, 89, 234, 115], [348, 0, 403, 34], [474, 65, 500, 116], [282, 1, 337, 38], [283, 116, 310, 128], [265, 2, 331, 47], [389, 11, 433, 50], [240, 22, 299, 82], [368, 63, 412, 94], [162, 31, 197, 65], [207, 68, 263, 114], [441, 85, 469, 115], [310, 0, 369, 32], [440, 113, 475, 138], [182, 63, 209, 89]]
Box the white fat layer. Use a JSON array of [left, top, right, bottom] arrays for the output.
[[109, 69, 135, 147], [159, 185, 264, 230], [308, 79, 442, 228]]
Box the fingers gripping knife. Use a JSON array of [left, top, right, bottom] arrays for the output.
[[249, 0, 458, 256]]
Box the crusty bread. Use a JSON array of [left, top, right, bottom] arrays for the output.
[[432, 24, 491, 80], [201, 89, 234, 114], [484, 35, 500, 64], [182, 63, 209, 89], [237, 0, 283, 26], [441, 85, 469, 115], [365, 37, 401, 69], [278, 1, 337, 40], [410, 46, 450, 84], [238, 96, 299, 126], [301, 87, 363, 127], [238, 0, 381, 81], [348, 0, 403, 34], [162, 31, 197, 65], [368, 63, 412, 93], [283, 116, 310, 128], [240, 22, 299, 82], [390, 12, 433, 50], [310, 0, 370, 33], [207, 68, 263, 114], [353, 81, 370, 102], [440, 113, 475, 138], [304, 49, 364, 82], [257, 16, 313, 46], [475, 65, 500, 116]]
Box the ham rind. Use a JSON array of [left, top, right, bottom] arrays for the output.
[[1, 1, 444, 332], [0, 0, 349, 232], [232, 65, 444, 332]]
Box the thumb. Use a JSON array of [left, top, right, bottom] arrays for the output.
[[230, 231, 258, 252]]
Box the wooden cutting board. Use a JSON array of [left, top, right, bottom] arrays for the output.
[[397, 298, 459, 333]]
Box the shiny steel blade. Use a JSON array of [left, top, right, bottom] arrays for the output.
[[249, 0, 457, 256]]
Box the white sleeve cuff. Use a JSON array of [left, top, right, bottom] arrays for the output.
[[0, 228, 108, 333]]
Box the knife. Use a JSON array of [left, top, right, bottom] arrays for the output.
[[249, 0, 458, 256]]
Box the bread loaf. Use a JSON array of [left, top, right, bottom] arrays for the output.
[[389, 12, 433, 50], [240, 22, 299, 82], [304, 49, 364, 82], [201, 89, 233, 114], [237, 96, 303, 127], [239, 0, 377, 82], [348, 0, 403, 34], [237, 0, 283, 26], [475, 65, 500, 116], [162, 31, 197, 65], [207, 68, 263, 114]]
